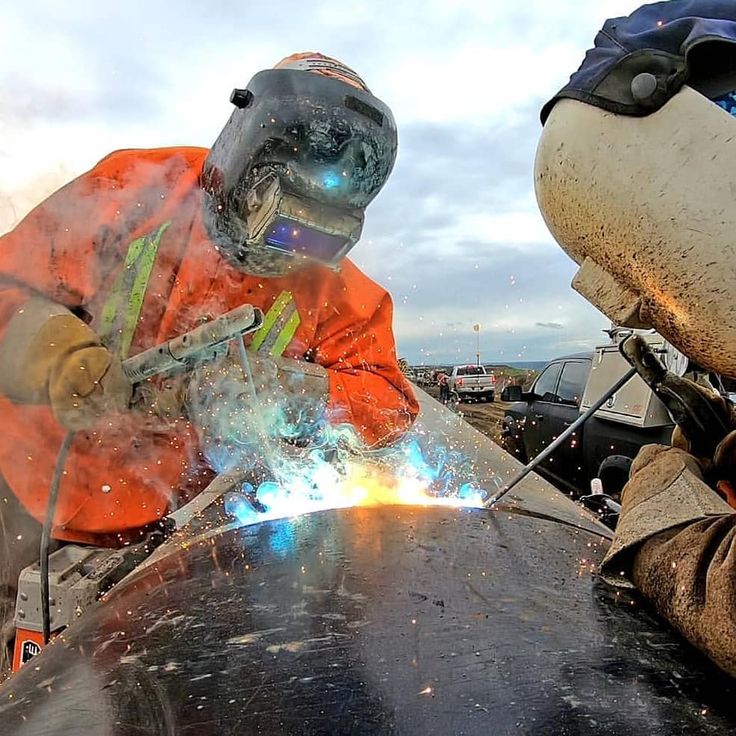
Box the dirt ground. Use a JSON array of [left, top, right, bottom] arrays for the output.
[[423, 385, 509, 444]]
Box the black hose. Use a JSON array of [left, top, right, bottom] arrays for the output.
[[40, 431, 75, 644]]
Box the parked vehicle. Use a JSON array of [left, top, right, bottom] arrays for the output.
[[447, 364, 496, 402], [500, 336, 677, 498]]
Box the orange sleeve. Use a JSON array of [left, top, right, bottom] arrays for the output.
[[0, 166, 115, 328], [310, 262, 418, 447], [0, 405, 207, 544], [0, 150, 208, 542], [0, 147, 203, 321]]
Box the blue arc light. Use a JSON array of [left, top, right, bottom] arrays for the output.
[[322, 171, 341, 189]]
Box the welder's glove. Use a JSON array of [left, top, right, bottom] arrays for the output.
[[0, 299, 132, 431], [599, 378, 736, 585], [131, 375, 189, 424], [668, 380, 736, 505], [599, 395, 736, 679]]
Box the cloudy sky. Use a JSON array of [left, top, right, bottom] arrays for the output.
[[0, 0, 646, 364]]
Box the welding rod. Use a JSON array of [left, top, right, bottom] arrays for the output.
[[484, 366, 637, 508], [122, 304, 264, 382]]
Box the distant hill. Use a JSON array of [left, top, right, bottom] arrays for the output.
[[484, 364, 540, 386], [501, 360, 548, 371]]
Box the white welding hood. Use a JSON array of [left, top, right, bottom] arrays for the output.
[[535, 85, 736, 378]]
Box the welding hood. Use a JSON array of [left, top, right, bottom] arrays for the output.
[[536, 1, 736, 378], [2, 389, 736, 734], [201, 68, 397, 270]]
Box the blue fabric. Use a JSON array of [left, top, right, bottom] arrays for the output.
[[541, 1, 736, 122], [713, 89, 736, 115]]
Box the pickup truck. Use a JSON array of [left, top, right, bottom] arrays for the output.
[[500, 349, 673, 498], [447, 365, 496, 402]]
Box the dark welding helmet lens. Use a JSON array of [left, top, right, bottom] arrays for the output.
[[264, 216, 353, 264]]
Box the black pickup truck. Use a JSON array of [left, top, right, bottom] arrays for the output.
[[500, 352, 673, 498]]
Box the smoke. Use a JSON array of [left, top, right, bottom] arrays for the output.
[[0, 155, 221, 532], [0, 168, 78, 235], [185, 347, 486, 529]]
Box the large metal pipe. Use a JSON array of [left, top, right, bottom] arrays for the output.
[[3, 502, 736, 735], [3, 391, 734, 734]]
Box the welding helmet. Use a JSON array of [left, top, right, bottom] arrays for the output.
[[535, 2, 736, 379], [201, 53, 397, 277]]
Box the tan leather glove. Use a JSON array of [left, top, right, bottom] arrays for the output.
[[0, 299, 132, 431], [600, 443, 734, 587], [131, 376, 188, 424], [598, 375, 736, 584], [668, 380, 736, 507]]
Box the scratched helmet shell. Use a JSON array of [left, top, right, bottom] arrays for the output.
[[201, 53, 398, 277], [536, 1, 736, 378]]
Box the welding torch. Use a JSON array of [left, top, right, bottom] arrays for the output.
[[122, 303, 263, 382]]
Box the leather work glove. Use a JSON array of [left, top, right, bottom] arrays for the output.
[[668, 380, 736, 507], [0, 300, 132, 431], [131, 375, 188, 424]]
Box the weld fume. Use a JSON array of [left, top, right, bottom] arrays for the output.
[[186, 348, 486, 527]]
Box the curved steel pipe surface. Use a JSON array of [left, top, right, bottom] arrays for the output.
[[1, 505, 734, 735], [409, 387, 610, 537]]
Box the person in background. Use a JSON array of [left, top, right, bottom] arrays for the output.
[[437, 370, 450, 404]]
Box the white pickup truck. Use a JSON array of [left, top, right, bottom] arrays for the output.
[[447, 364, 496, 402]]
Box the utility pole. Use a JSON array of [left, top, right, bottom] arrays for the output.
[[473, 323, 480, 366]]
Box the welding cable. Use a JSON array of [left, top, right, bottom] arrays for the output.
[[40, 430, 75, 644]]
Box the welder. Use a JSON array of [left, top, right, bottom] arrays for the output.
[[0, 52, 418, 673], [536, 0, 736, 677]]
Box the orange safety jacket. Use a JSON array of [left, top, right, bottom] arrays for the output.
[[0, 147, 418, 544]]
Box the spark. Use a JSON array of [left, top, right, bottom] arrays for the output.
[[190, 354, 490, 531]]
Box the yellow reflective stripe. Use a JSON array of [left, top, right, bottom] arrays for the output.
[[119, 222, 170, 358], [100, 255, 141, 341], [258, 301, 295, 354], [249, 290, 293, 352], [269, 309, 301, 357], [99, 222, 170, 357]]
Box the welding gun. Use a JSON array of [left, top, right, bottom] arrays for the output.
[[619, 335, 736, 510], [122, 303, 263, 382]]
